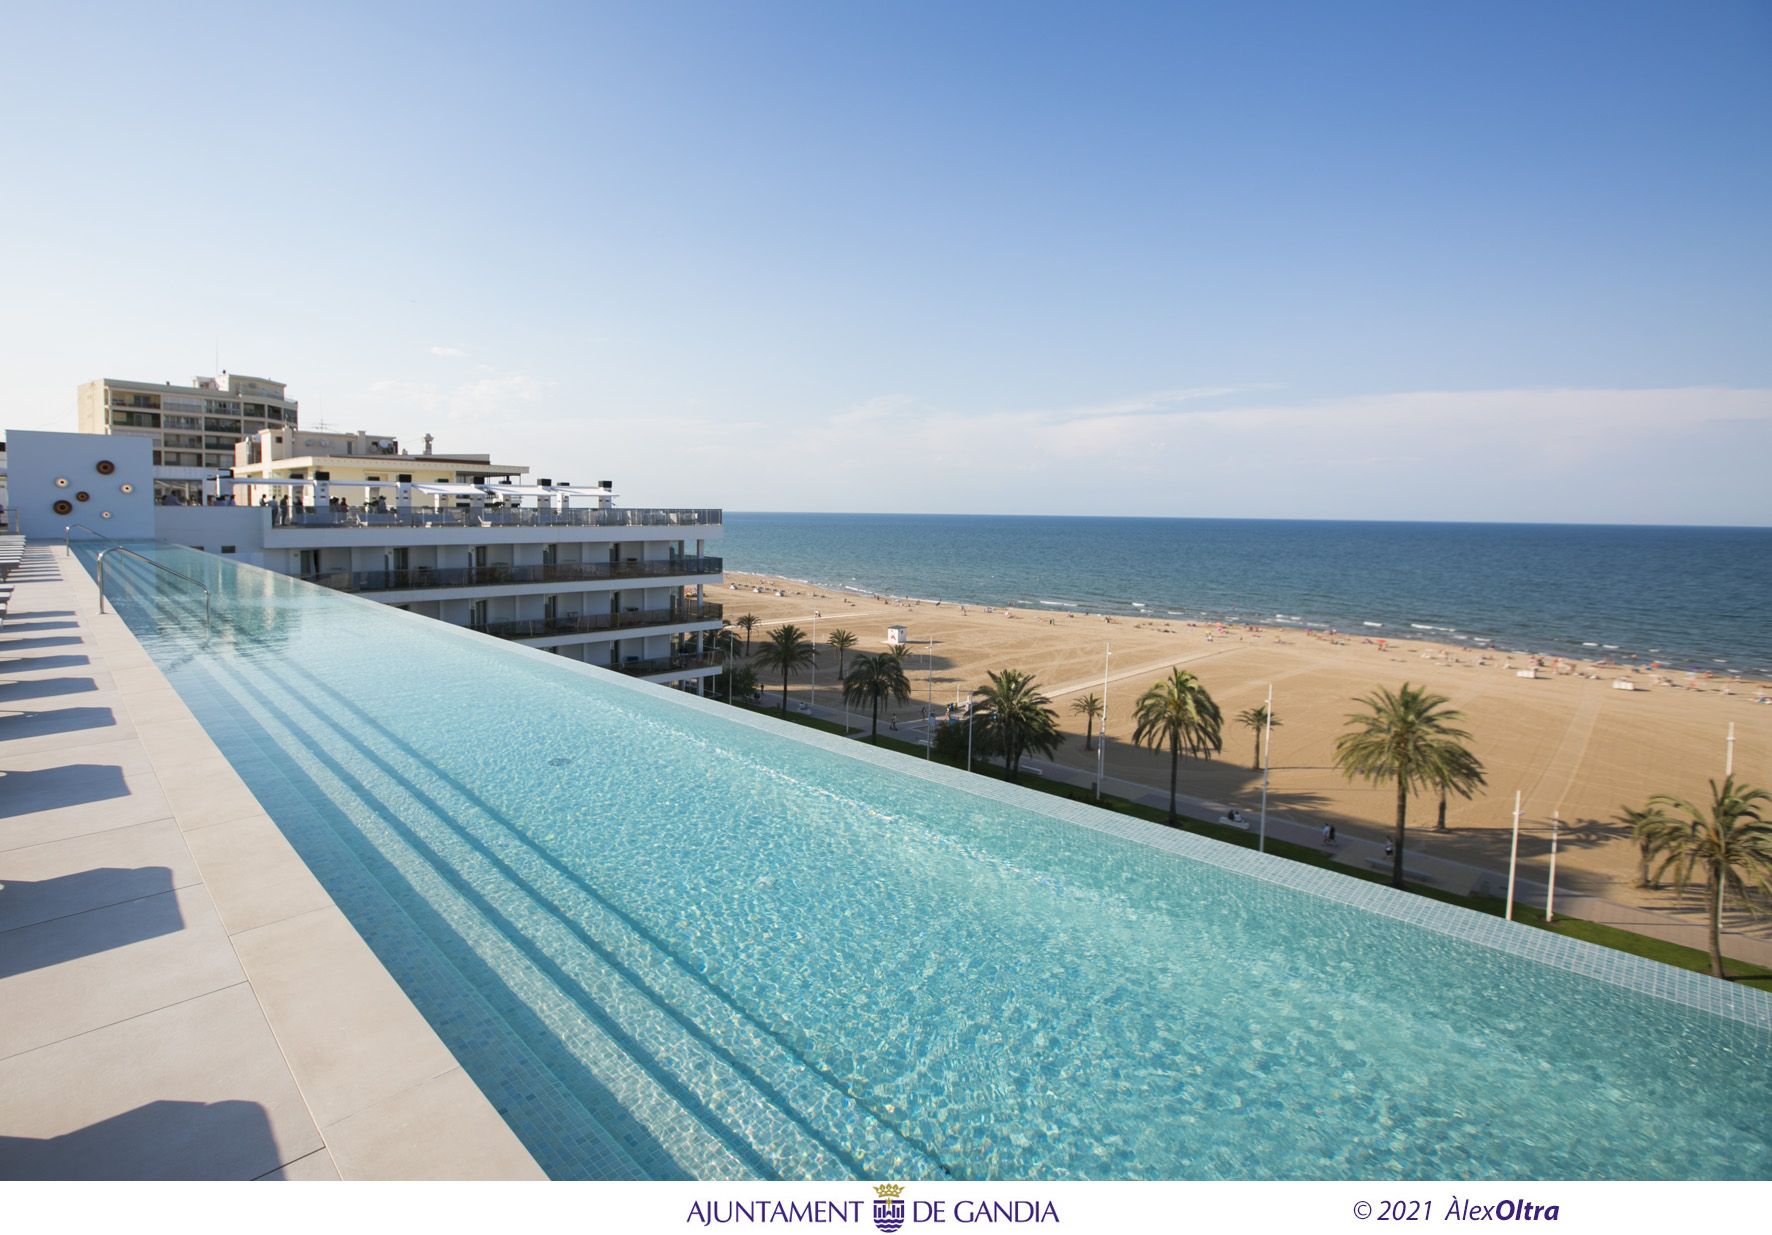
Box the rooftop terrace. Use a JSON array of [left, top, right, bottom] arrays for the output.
[[0, 543, 541, 1179]]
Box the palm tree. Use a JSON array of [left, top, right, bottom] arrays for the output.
[[734, 613, 759, 656], [1070, 692, 1103, 753], [1638, 776, 1772, 979], [974, 669, 1062, 782], [710, 624, 742, 658], [1431, 742, 1487, 831], [827, 628, 857, 684], [1333, 682, 1484, 889], [1236, 703, 1281, 770], [1617, 803, 1665, 889], [843, 652, 913, 744], [753, 624, 817, 716], [1131, 669, 1223, 826]]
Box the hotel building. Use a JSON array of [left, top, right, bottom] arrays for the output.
[[155, 426, 726, 692], [76, 372, 300, 504]]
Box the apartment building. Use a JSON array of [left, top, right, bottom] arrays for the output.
[[76, 372, 298, 503]]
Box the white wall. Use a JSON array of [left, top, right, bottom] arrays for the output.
[[153, 505, 270, 567], [5, 430, 155, 539]]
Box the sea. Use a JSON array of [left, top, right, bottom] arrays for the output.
[[717, 513, 1772, 676]]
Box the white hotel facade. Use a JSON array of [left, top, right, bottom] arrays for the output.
[[63, 376, 726, 692]]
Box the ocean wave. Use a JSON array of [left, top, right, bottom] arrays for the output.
[[1039, 600, 1077, 608]]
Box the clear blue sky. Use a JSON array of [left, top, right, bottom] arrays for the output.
[[3, 1, 1768, 523]]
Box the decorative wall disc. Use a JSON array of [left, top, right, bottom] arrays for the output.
[[120, 482, 134, 494], [96, 459, 116, 475], [53, 499, 74, 515], [101, 511, 113, 519], [75, 490, 91, 502], [55, 476, 69, 487]]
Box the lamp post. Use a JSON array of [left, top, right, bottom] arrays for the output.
[[1257, 684, 1273, 853], [925, 637, 934, 759], [1505, 790, 1522, 921], [1095, 644, 1111, 801], [1546, 810, 1562, 923]]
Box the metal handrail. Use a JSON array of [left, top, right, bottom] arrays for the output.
[[95, 546, 212, 633], [64, 523, 121, 555]]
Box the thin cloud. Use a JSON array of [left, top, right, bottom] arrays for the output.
[[428, 345, 467, 358], [362, 371, 558, 427], [1042, 384, 1279, 425]]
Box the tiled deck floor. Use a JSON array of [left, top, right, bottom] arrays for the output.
[[0, 542, 543, 1180]]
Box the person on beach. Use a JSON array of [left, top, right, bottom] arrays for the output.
[[1384, 840, 1394, 858]]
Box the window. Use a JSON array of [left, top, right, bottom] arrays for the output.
[[221, 546, 237, 555]]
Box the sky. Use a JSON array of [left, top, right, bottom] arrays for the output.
[[2, 1, 1768, 524]]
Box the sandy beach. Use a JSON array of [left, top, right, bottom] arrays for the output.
[[719, 570, 1772, 931]]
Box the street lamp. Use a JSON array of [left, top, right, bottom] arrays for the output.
[[1095, 644, 1111, 801], [925, 636, 934, 759]]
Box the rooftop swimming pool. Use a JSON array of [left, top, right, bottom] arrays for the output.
[[79, 544, 1772, 1179]]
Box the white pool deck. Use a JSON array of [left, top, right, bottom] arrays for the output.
[[0, 543, 543, 1180]]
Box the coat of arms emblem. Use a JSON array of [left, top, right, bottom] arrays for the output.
[[872, 1183, 906, 1233]]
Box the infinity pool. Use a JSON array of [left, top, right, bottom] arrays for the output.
[[80, 545, 1772, 1179]]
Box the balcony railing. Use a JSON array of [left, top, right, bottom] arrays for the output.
[[269, 506, 723, 531], [607, 652, 724, 678], [470, 603, 724, 641], [301, 556, 724, 594]]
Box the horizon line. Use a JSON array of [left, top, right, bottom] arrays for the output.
[[724, 510, 1772, 531]]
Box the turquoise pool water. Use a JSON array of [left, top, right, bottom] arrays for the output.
[[80, 545, 1772, 1180]]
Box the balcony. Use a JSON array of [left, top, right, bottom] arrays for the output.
[[270, 507, 723, 531], [470, 604, 724, 641], [607, 652, 724, 678], [302, 556, 724, 594]]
